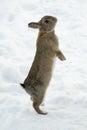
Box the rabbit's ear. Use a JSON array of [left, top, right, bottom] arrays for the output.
[[28, 22, 41, 29]]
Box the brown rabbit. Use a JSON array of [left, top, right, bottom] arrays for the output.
[[20, 16, 66, 115]]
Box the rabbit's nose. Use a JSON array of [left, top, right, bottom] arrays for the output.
[[53, 17, 57, 22]]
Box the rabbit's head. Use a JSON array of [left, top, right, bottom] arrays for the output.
[[28, 16, 57, 33]]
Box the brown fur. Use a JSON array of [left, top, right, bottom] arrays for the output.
[[21, 16, 66, 115]]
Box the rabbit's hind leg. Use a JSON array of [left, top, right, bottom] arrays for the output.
[[33, 100, 47, 115], [32, 95, 47, 115]]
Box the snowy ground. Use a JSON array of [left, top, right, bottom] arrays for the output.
[[0, 0, 87, 130]]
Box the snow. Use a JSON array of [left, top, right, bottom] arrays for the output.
[[0, 0, 87, 129]]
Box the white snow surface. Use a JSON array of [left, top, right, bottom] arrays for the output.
[[0, 0, 87, 130]]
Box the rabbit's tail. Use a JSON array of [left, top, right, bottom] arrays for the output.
[[20, 83, 25, 88]]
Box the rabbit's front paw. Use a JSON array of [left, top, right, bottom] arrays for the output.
[[56, 50, 66, 61]]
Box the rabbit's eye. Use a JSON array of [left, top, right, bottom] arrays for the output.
[[45, 20, 49, 24]]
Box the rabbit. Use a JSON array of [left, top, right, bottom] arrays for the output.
[[20, 15, 66, 115]]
